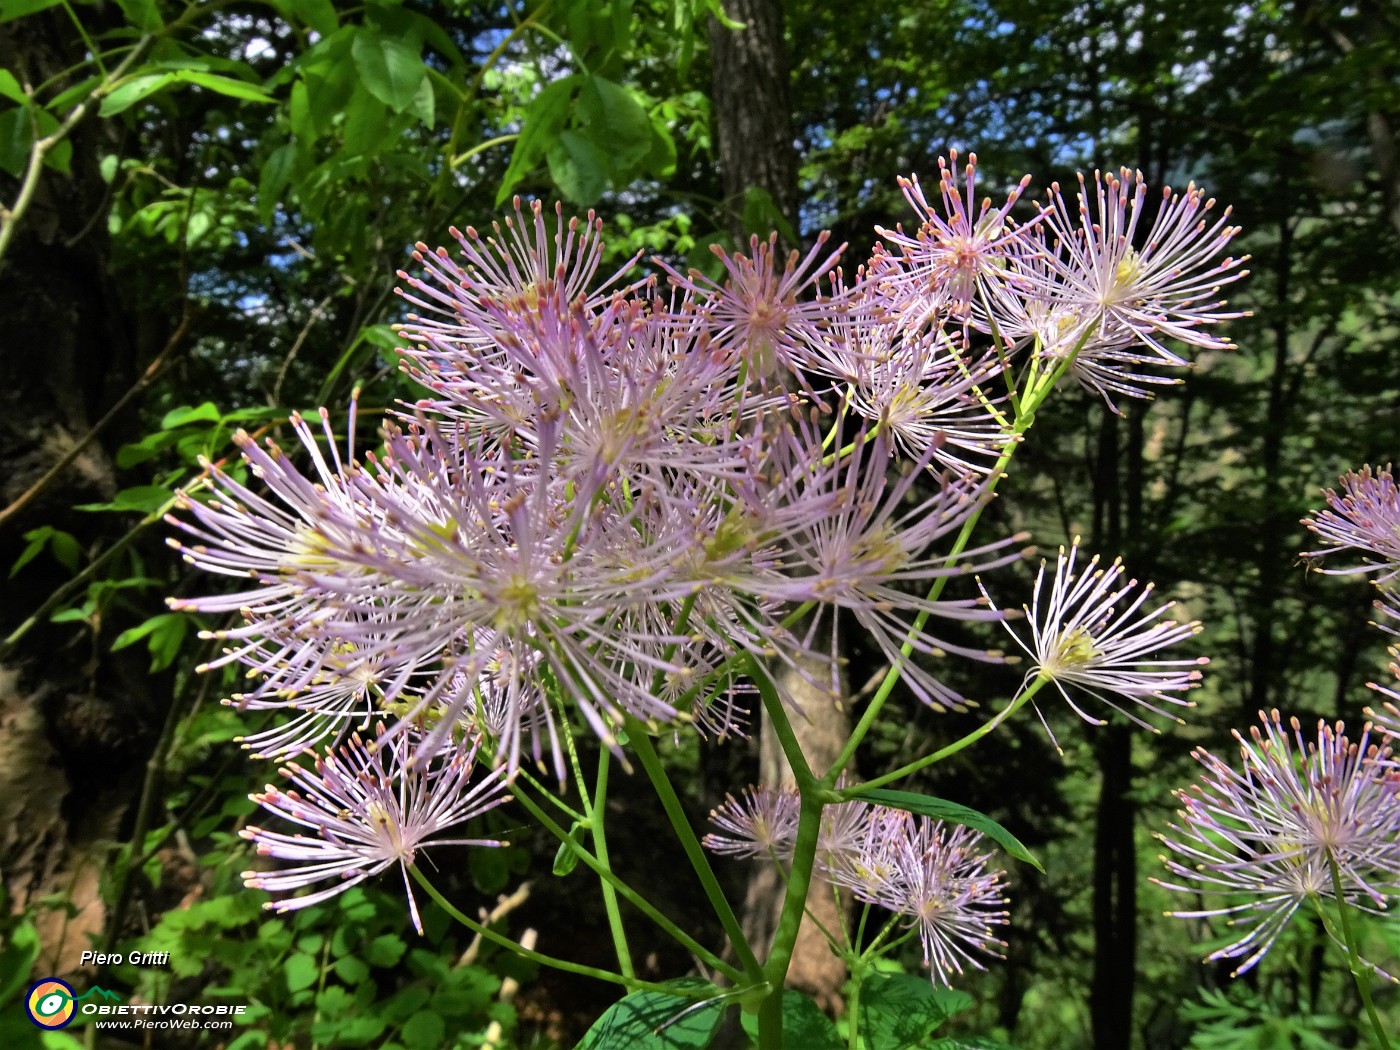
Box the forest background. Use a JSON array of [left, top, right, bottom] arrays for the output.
[[1, 0, 1398, 1048]]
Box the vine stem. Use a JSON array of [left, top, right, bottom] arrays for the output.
[[1323, 853, 1393, 1050], [409, 866, 702, 997], [588, 746, 635, 979]]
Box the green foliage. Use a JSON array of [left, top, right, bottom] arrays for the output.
[[739, 990, 843, 1049], [575, 978, 725, 1049], [850, 789, 1044, 872], [1182, 987, 1357, 1050]]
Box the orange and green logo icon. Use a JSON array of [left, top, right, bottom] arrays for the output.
[[25, 979, 123, 1029]]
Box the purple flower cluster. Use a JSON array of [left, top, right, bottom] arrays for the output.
[[1157, 711, 1400, 976], [169, 157, 1242, 922], [706, 786, 1008, 984]]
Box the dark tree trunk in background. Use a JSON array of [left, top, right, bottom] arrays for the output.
[[708, 0, 850, 1014], [1087, 404, 1140, 1050], [708, 0, 798, 234], [0, 11, 169, 972]]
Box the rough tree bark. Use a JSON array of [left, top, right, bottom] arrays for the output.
[[708, 0, 851, 1013]]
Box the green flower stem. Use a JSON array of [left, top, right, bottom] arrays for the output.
[[1323, 854, 1393, 1050], [509, 782, 744, 983], [409, 865, 700, 997], [588, 746, 635, 979], [748, 660, 826, 1050], [838, 679, 1046, 796], [828, 334, 1086, 779], [623, 714, 766, 984]]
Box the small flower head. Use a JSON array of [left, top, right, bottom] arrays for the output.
[[1155, 711, 1400, 976], [241, 727, 511, 933], [984, 541, 1205, 744], [1302, 465, 1400, 583]]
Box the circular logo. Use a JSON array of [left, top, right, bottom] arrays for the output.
[[25, 979, 76, 1029]]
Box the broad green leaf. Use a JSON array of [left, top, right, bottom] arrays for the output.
[[0, 105, 30, 177], [409, 73, 434, 128], [548, 129, 609, 204], [574, 978, 723, 1050], [286, 0, 337, 36], [496, 74, 580, 205], [365, 933, 406, 967], [342, 83, 389, 158], [849, 788, 1044, 872], [738, 990, 842, 1049], [0, 0, 62, 22], [100, 73, 180, 116], [160, 402, 221, 428], [258, 142, 296, 225], [0, 69, 25, 103], [283, 952, 319, 993], [400, 1011, 445, 1050], [859, 972, 971, 1050], [350, 27, 425, 113], [577, 76, 653, 171], [115, 0, 161, 31]]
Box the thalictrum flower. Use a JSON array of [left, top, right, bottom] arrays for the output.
[[1040, 168, 1247, 363], [242, 728, 511, 933], [1302, 465, 1400, 583], [1155, 711, 1400, 976], [983, 542, 1205, 743]]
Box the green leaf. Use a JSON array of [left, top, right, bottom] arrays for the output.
[[334, 954, 370, 985], [258, 142, 296, 225], [0, 106, 31, 177], [576, 75, 653, 171], [160, 402, 221, 429], [364, 933, 405, 967], [849, 788, 1044, 872], [75, 485, 173, 515], [350, 27, 425, 113], [0, 69, 25, 104], [99, 73, 179, 117], [408, 73, 434, 128], [342, 83, 389, 158], [0, 0, 62, 22], [0, 921, 39, 1002], [400, 1011, 445, 1050], [115, 0, 161, 31], [547, 129, 609, 204], [175, 71, 274, 105], [574, 978, 723, 1050], [284, 952, 319, 993], [496, 74, 580, 205], [286, 0, 338, 35], [738, 990, 842, 1049], [858, 972, 971, 1050], [553, 820, 586, 876]]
